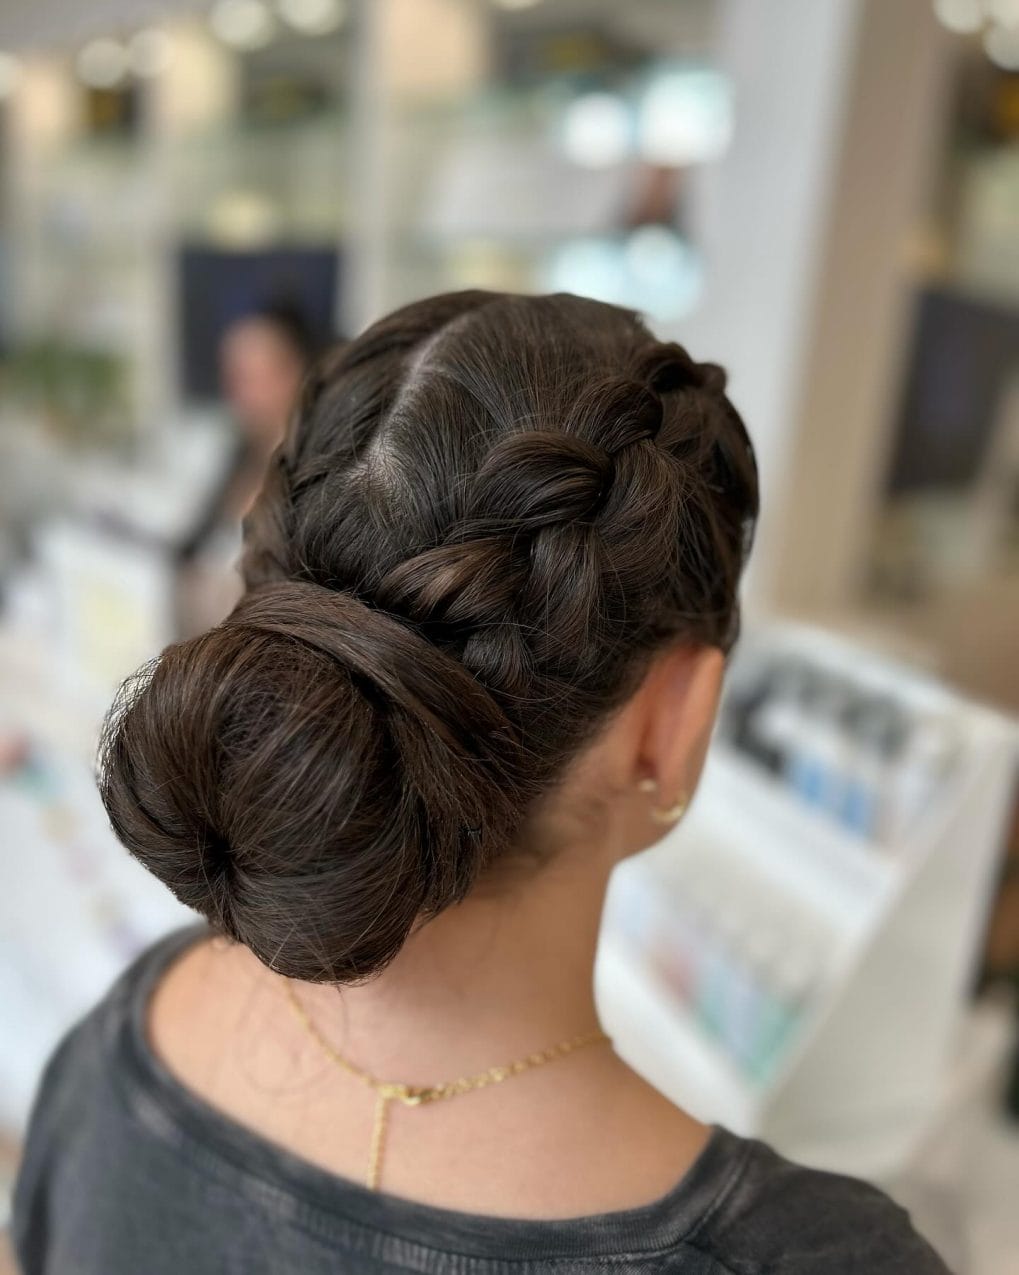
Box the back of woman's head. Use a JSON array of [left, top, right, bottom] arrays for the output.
[[100, 291, 757, 983]]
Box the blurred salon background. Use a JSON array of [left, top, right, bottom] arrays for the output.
[[0, 1, 1017, 1270]]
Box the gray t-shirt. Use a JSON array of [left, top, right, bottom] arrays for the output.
[[13, 927, 950, 1273]]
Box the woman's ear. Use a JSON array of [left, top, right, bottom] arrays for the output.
[[636, 645, 725, 812]]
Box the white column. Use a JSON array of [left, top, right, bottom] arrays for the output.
[[766, 0, 954, 615], [674, 0, 953, 620], [673, 0, 863, 609]]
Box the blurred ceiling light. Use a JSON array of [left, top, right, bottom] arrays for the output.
[[984, 20, 1019, 65], [545, 238, 623, 309], [545, 228, 702, 325], [984, 0, 1019, 25], [0, 50, 22, 99], [277, 0, 347, 35], [623, 226, 703, 322], [76, 38, 130, 90], [209, 190, 281, 245], [638, 67, 733, 167], [128, 28, 173, 78], [490, 0, 543, 10], [562, 92, 631, 168], [932, 0, 984, 33], [210, 0, 276, 50]]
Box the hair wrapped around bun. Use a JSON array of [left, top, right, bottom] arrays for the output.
[[100, 580, 522, 982], [100, 291, 757, 982]]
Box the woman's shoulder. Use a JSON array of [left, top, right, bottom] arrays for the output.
[[683, 1131, 951, 1274], [27, 925, 209, 1102]]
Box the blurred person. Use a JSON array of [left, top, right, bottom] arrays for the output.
[[10, 293, 947, 1273], [174, 302, 318, 634]]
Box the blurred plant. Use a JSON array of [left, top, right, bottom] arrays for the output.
[[0, 340, 132, 451]]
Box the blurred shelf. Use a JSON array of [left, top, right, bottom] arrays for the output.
[[695, 744, 901, 937], [595, 929, 763, 1135]]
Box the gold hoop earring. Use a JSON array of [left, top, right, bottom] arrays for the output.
[[637, 778, 688, 826], [650, 798, 687, 826]]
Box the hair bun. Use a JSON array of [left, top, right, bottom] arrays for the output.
[[99, 580, 523, 982]]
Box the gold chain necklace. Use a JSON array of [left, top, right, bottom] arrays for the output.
[[282, 978, 611, 1190]]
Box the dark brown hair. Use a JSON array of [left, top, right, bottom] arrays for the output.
[[100, 291, 757, 983]]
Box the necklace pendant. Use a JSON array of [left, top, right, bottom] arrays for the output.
[[376, 1082, 435, 1106], [400, 1085, 436, 1107]]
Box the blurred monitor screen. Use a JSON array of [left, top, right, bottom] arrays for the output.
[[888, 286, 1019, 493], [177, 245, 340, 402]]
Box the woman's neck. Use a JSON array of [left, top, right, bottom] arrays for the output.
[[294, 840, 615, 1085], [151, 828, 711, 1217]]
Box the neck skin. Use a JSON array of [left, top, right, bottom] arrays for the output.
[[295, 827, 618, 1086]]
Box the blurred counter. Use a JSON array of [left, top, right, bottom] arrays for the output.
[[0, 622, 191, 1134]]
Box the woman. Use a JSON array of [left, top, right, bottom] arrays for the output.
[[179, 302, 319, 567], [12, 292, 948, 1273], [174, 302, 320, 637]]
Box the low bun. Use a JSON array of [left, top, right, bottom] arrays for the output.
[[99, 581, 523, 982]]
